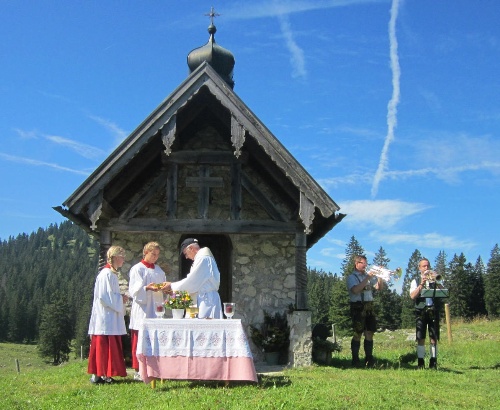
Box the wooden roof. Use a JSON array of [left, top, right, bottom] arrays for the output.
[[54, 62, 344, 248]]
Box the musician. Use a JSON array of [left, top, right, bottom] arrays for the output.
[[410, 258, 444, 369], [346, 255, 384, 367]]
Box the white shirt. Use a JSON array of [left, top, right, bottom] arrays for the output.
[[88, 267, 126, 335], [128, 262, 166, 330]]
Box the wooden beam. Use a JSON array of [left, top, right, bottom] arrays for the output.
[[106, 218, 298, 234], [119, 171, 167, 221], [230, 162, 241, 220], [166, 150, 248, 165], [241, 172, 288, 222], [166, 163, 178, 219], [185, 165, 224, 219]]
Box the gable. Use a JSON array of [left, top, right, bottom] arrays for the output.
[[55, 62, 344, 247]]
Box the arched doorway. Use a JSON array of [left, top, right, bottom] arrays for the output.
[[178, 234, 232, 304]]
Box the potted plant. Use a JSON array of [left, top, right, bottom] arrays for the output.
[[165, 291, 193, 319], [250, 310, 290, 365], [311, 324, 342, 365]]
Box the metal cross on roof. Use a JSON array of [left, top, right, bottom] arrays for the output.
[[204, 6, 220, 25]]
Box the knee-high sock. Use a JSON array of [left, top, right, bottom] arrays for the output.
[[364, 339, 373, 358], [430, 343, 437, 358], [351, 339, 360, 359], [417, 345, 426, 359]]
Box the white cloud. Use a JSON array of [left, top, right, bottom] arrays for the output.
[[88, 115, 128, 147], [44, 135, 106, 159], [324, 237, 347, 247], [0, 153, 89, 175], [340, 199, 431, 228], [13, 128, 38, 139], [276, 13, 307, 78], [371, 231, 477, 250], [224, 0, 385, 80], [371, 0, 401, 197], [225, 0, 386, 19], [318, 131, 500, 188]]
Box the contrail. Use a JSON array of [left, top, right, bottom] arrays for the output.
[[371, 0, 401, 198]]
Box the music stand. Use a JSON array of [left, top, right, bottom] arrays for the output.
[[419, 287, 448, 361], [420, 289, 449, 298]]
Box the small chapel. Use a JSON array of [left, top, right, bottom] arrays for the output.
[[55, 11, 345, 366]]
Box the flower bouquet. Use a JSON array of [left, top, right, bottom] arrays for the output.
[[165, 290, 193, 309]]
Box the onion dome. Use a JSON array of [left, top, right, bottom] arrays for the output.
[[187, 17, 235, 89]]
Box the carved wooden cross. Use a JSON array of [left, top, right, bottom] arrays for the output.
[[185, 165, 223, 219]]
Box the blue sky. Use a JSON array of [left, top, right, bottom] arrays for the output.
[[1, 0, 499, 283]]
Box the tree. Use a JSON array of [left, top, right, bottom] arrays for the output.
[[328, 275, 351, 333], [307, 268, 335, 325], [38, 290, 73, 364], [340, 236, 365, 277], [400, 249, 423, 328], [0, 220, 98, 344], [372, 247, 402, 330], [447, 253, 475, 320], [484, 244, 500, 318], [470, 257, 487, 317], [434, 251, 448, 282]]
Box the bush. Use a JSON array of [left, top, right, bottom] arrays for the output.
[[250, 310, 290, 353]]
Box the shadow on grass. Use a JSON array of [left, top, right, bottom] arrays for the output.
[[327, 356, 418, 370], [319, 355, 465, 374], [133, 376, 291, 390], [469, 363, 500, 370]]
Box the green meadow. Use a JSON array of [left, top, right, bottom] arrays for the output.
[[1, 318, 498, 409]]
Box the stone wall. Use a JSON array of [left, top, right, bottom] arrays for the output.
[[288, 311, 313, 367], [105, 125, 312, 364], [110, 231, 312, 364]]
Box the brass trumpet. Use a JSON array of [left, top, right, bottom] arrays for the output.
[[366, 265, 402, 282], [423, 269, 442, 283]]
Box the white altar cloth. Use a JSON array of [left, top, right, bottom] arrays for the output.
[[137, 318, 258, 383]]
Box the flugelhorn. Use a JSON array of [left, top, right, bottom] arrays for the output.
[[366, 265, 402, 282], [423, 270, 442, 283]]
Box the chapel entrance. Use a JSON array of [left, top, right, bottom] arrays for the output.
[[179, 234, 232, 305]]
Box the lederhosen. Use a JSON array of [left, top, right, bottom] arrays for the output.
[[350, 274, 376, 334], [415, 278, 440, 341]]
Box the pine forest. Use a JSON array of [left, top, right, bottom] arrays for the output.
[[0, 222, 499, 363]]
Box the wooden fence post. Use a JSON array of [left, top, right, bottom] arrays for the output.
[[445, 303, 452, 344]]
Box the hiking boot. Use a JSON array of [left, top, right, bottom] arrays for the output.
[[417, 358, 425, 369], [429, 358, 437, 369]]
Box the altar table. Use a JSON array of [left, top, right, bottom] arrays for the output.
[[137, 318, 258, 384]]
